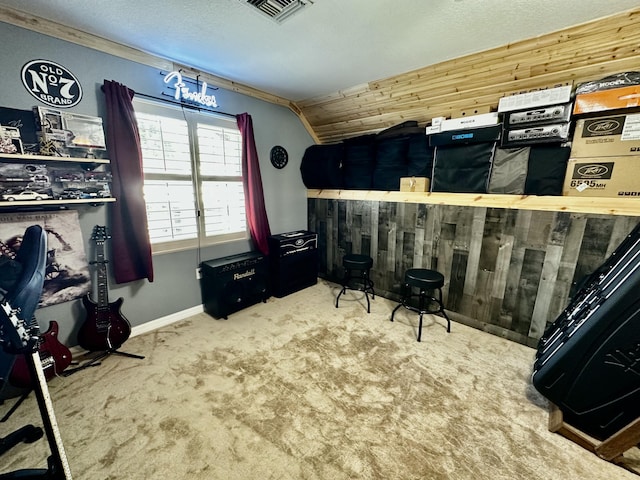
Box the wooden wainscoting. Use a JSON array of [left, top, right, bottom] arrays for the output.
[[308, 197, 640, 346]]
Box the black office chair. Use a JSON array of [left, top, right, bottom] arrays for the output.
[[0, 225, 72, 478], [1, 225, 47, 452]]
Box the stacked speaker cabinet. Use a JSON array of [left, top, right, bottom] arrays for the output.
[[200, 251, 269, 319], [532, 222, 640, 440], [268, 230, 318, 298]]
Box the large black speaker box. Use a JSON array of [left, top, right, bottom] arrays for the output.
[[532, 222, 640, 439], [268, 231, 318, 298], [200, 252, 269, 319]]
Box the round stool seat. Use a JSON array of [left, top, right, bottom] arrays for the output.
[[343, 254, 373, 270], [405, 268, 444, 290]]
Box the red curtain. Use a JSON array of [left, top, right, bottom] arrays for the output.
[[102, 80, 154, 283], [236, 113, 271, 255]]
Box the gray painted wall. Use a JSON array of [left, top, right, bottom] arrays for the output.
[[0, 22, 314, 345]]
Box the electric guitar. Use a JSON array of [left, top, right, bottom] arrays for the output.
[[0, 300, 73, 479], [77, 226, 131, 352], [9, 321, 72, 389]]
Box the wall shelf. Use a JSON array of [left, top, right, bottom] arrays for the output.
[[306, 189, 640, 217], [0, 153, 110, 164], [0, 198, 115, 208]]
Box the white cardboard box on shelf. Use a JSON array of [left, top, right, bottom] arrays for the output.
[[498, 85, 573, 113], [440, 112, 499, 131]]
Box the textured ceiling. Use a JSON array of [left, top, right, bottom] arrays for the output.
[[1, 0, 638, 101]]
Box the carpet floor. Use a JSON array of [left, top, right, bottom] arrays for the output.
[[1, 279, 638, 479]]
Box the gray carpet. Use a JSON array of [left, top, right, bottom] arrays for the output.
[[1, 279, 638, 479]]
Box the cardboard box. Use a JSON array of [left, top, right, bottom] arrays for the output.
[[498, 85, 573, 113], [570, 113, 640, 157], [440, 112, 499, 131], [400, 177, 429, 192], [562, 156, 640, 197], [574, 85, 640, 115]]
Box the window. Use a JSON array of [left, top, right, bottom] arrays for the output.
[[134, 99, 247, 253]]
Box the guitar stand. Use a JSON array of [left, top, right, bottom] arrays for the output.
[[62, 348, 145, 377], [0, 338, 73, 478]]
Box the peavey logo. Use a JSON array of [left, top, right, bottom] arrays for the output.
[[21, 59, 82, 108], [585, 118, 622, 136], [573, 162, 613, 180], [233, 268, 255, 280], [578, 163, 609, 178]]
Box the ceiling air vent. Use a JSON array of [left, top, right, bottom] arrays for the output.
[[241, 0, 314, 23]]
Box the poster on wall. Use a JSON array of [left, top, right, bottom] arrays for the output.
[[0, 210, 90, 308]]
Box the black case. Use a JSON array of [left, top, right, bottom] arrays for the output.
[[532, 222, 640, 439]]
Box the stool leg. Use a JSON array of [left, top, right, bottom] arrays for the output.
[[437, 287, 451, 333], [390, 302, 402, 322], [363, 270, 375, 299], [335, 268, 351, 308], [417, 312, 424, 342]]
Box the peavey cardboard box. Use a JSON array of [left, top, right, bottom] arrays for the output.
[[562, 157, 640, 197], [570, 113, 640, 157]]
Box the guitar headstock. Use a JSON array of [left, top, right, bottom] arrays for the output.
[[91, 225, 110, 245]]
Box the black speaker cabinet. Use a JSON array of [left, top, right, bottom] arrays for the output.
[[268, 231, 318, 298], [200, 251, 269, 319]]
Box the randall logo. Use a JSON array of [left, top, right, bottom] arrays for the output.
[[573, 163, 614, 179], [233, 268, 255, 280], [21, 60, 83, 108], [584, 117, 624, 137]]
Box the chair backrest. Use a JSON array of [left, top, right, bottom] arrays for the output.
[[0, 224, 47, 397], [5, 225, 47, 325]]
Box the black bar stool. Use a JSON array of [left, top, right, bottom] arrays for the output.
[[390, 268, 451, 341], [335, 254, 375, 313]]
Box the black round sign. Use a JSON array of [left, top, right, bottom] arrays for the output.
[[270, 145, 288, 169], [21, 59, 83, 108]]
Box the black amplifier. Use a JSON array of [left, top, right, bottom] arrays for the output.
[[268, 230, 318, 297], [200, 251, 269, 319]]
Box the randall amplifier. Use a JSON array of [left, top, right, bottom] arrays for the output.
[[505, 103, 572, 127], [532, 222, 640, 440], [268, 230, 318, 298], [502, 123, 570, 147], [200, 251, 269, 319]]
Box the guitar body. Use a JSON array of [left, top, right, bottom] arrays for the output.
[[9, 320, 73, 388], [78, 294, 131, 352]]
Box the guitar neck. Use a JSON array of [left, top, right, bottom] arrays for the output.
[[94, 241, 109, 308], [28, 351, 74, 479]]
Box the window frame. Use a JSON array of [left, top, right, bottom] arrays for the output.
[[134, 98, 248, 255]]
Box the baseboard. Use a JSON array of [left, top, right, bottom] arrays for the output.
[[130, 304, 204, 338]]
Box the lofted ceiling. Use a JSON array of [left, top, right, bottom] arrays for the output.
[[0, 0, 639, 103]]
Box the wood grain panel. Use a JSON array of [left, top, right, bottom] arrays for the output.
[[309, 197, 640, 346], [295, 8, 640, 143]]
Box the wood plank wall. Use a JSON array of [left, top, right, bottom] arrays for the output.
[[295, 8, 640, 144], [308, 198, 640, 346]]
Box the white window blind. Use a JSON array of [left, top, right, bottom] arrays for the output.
[[134, 99, 247, 253]]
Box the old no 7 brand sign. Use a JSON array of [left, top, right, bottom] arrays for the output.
[[21, 59, 83, 108]]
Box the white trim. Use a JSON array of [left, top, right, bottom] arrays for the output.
[[68, 305, 204, 357], [130, 305, 204, 338]]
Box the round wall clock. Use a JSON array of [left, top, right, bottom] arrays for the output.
[[270, 145, 288, 169]]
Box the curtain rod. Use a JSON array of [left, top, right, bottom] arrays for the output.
[[133, 91, 237, 119]]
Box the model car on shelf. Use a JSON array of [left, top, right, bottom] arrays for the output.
[[1, 189, 52, 201], [56, 189, 83, 200]]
